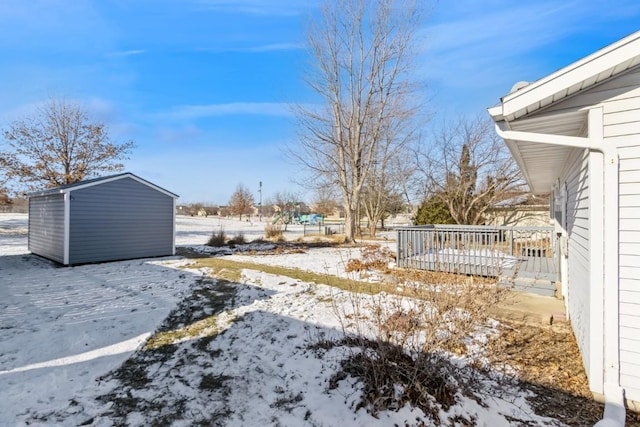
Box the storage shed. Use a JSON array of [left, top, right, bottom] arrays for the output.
[[28, 173, 178, 265], [489, 30, 640, 412]]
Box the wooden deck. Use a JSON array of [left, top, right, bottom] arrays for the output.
[[396, 225, 558, 296]]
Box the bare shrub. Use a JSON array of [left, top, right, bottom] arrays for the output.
[[327, 338, 462, 419], [322, 256, 510, 420], [345, 258, 366, 272], [264, 223, 284, 240], [227, 232, 246, 246], [206, 229, 227, 247], [345, 244, 394, 273]]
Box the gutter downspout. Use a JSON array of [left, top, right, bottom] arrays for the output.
[[495, 114, 625, 427]]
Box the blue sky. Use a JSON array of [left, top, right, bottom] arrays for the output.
[[1, 0, 639, 204]]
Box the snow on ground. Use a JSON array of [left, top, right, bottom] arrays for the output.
[[0, 213, 562, 426]]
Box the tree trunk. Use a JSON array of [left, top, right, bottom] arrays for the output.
[[343, 201, 358, 243], [368, 220, 376, 238]]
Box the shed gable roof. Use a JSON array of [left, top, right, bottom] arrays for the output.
[[29, 173, 179, 199]]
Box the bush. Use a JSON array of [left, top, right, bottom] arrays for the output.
[[345, 244, 395, 273], [414, 196, 455, 225], [227, 232, 246, 246], [321, 262, 509, 420], [265, 223, 284, 240], [206, 229, 227, 247]]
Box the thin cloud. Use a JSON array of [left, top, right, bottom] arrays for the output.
[[243, 42, 304, 52], [0, 0, 113, 52], [195, 42, 304, 53], [108, 50, 146, 57], [424, 2, 574, 66], [420, 0, 636, 89], [188, 0, 310, 16], [161, 102, 295, 121]]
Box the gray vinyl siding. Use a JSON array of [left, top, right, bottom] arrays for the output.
[[28, 194, 65, 263], [615, 145, 640, 402], [562, 148, 593, 378], [68, 177, 174, 264]]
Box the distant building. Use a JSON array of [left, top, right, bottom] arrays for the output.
[[486, 194, 551, 227]]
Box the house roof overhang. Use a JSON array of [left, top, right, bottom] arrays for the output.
[[488, 30, 640, 195]]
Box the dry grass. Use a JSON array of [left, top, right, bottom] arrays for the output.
[[145, 315, 220, 350], [345, 244, 395, 273], [488, 322, 640, 426], [187, 257, 385, 295], [186, 256, 503, 310], [206, 228, 227, 247], [264, 223, 284, 239]]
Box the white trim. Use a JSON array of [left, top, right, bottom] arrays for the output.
[[588, 108, 605, 394], [172, 198, 176, 256], [487, 105, 502, 120], [500, 30, 640, 119], [494, 125, 594, 150], [601, 131, 621, 389], [560, 183, 569, 313], [63, 193, 70, 265]]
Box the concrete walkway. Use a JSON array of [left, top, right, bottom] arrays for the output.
[[492, 291, 566, 327]]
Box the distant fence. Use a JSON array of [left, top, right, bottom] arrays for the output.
[[0, 205, 28, 214], [303, 222, 345, 236], [396, 225, 557, 281]]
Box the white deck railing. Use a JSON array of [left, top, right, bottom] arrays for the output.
[[396, 225, 557, 281]]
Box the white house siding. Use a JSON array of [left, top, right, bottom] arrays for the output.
[[599, 67, 640, 402], [541, 66, 640, 118], [558, 148, 593, 380], [616, 145, 640, 402], [28, 193, 65, 264], [528, 65, 640, 400]]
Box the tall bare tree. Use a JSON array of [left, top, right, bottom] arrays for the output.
[[292, 0, 424, 243], [227, 183, 255, 220], [416, 116, 525, 225], [361, 138, 414, 236], [0, 99, 134, 191]]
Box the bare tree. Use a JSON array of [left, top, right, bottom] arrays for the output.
[[0, 99, 134, 191], [416, 116, 525, 225], [227, 183, 255, 220], [292, 0, 424, 243], [266, 191, 300, 230], [362, 141, 414, 236], [311, 185, 340, 218]]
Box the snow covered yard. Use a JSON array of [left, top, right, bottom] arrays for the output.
[[0, 214, 196, 425], [0, 213, 602, 426]]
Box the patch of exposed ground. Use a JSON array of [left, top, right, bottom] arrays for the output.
[[489, 321, 640, 426], [92, 276, 243, 426]]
